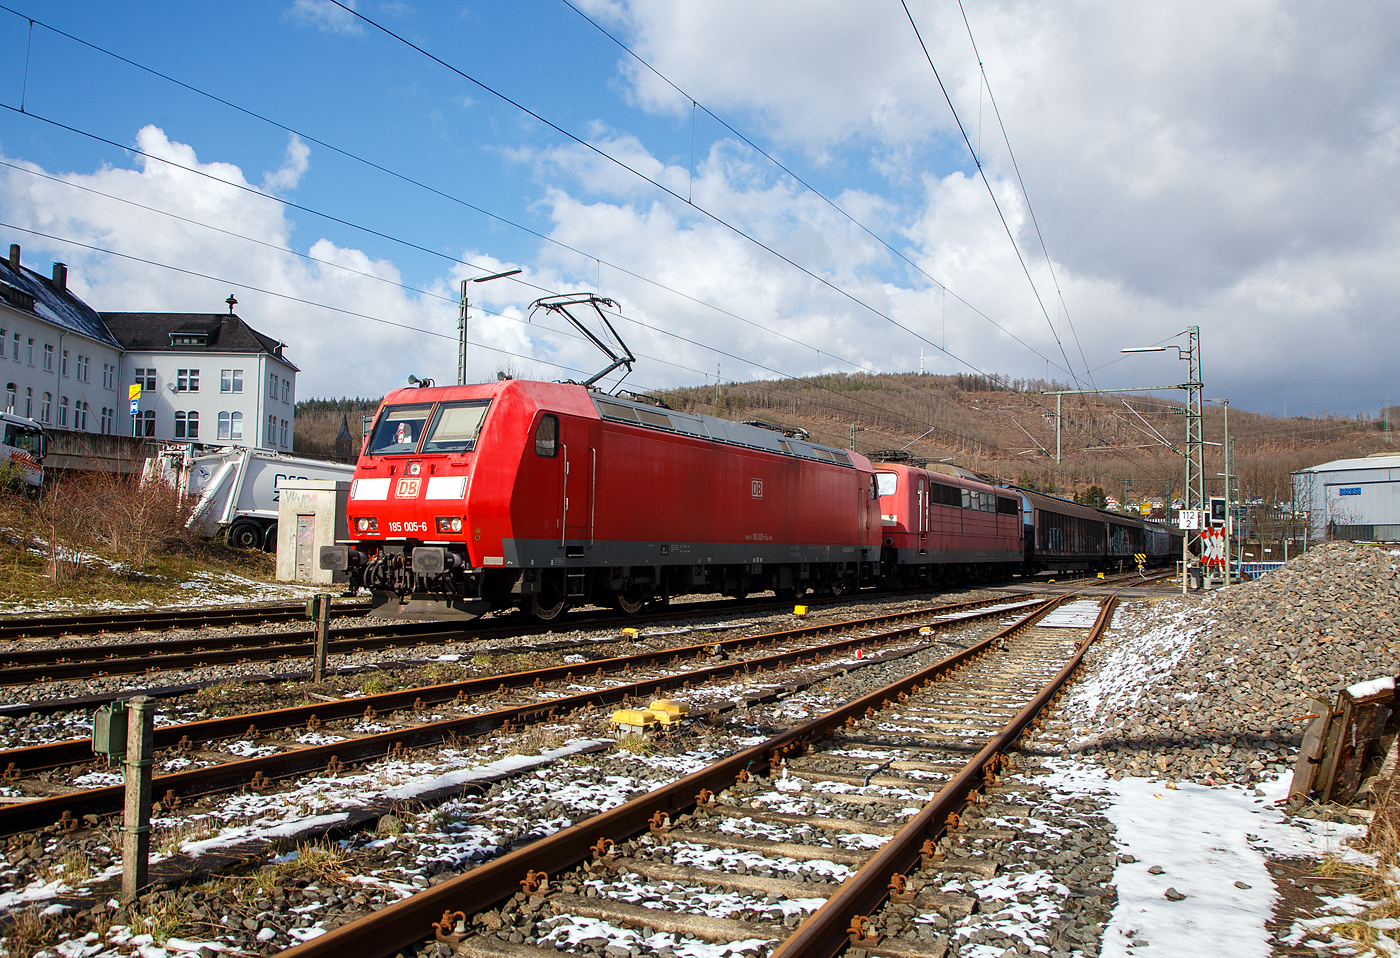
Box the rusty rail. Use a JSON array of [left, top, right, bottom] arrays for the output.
[[0, 595, 1039, 776], [275, 595, 1074, 958], [772, 595, 1119, 958], [0, 598, 1054, 836]]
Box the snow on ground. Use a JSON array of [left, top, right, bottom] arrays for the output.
[[1048, 597, 1382, 958], [0, 569, 325, 617], [1043, 761, 1370, 957]]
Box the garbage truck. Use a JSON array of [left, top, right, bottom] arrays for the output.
[[144, 444, 354, 549]]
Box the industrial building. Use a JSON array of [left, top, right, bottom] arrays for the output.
[[1292, 452, 1400, 542]]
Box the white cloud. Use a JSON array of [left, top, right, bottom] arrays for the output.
[[286, 0, 362, 35], [261, 134, 311, 193], [561, 0, 1400, 412]]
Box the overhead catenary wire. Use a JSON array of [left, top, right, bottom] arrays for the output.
[[954, 0, 1095, 390], [0, 3, 1108, 463], [323, 0, 1062, 392], [899, 0, 1084, 390], [0, 3, 880, 376], [0, 7, 1157, 475], [553, 0, 1070, 380]]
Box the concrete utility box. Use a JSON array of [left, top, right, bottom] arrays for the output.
[[276, 479, 350, 584]]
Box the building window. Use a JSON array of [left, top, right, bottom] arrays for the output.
[[61, 349, 69, 377], [0, 329, 6, 358], [266, 414, 276, 445], [58, 396, 67, 427], [218, 412, 230, 440], [24, 387, 31, 418], [174, 411, 187, 438], [141, 410, 155, 437], [4, 383, 12, 413], [43, 343, 53, 371], [231, 411, 243, 440], [176, 368, 200, 392], [270, 372, 278, 397], [12, 333, 19, 362], [102, 363, 114, 389], [187, 410, 198, 439], [280, 419, 288, 447], [77, 355, 89, 382], [134, 368, 155, 390], [27, 338, 34, 366], [80, 402, 88, 431], [282, 380, 290, 403], [100, 407, 111, 434], [41, 392, 51, 424], [220, 369, 246, 393]]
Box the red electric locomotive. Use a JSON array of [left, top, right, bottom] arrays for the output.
[[874, 462, 1023, 585], [321, 379, 881, 620]]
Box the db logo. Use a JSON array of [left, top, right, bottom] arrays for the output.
[[394, 478, 421, 498], [751, 479, 763, 499]]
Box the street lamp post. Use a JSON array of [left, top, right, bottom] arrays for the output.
[[1120, 327, 1203, 593], [458, 269, 523, 385]]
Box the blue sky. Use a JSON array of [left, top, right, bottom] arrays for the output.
[[0, 1, 1396, 430]]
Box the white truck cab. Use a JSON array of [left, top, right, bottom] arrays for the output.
[[0, 412, 47, 492]]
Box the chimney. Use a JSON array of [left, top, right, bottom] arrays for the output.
[[7, 245, 17, 269], [51, 263, 67, 291]]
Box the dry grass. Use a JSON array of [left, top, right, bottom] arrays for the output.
[[257, 839, 352, 893], [155, 816, 225, 856], [34, 846, 94, 885], [0, 907, 58, 958], [615, 734, 656, 755], [357, 672, 391, 696], [0, 474, 277, 609], [506, 726, 568, 757], [126, 895, 194, 945]]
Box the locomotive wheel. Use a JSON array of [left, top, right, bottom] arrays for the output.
[[531, 592, 568, 622], [614, 587, 646, 616]]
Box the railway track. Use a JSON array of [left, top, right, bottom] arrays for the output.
[[274, 597, 1116, 958], [0, 596, 1054, 837], [0, 600, 372, 641], [0, 588, 1020, 688]]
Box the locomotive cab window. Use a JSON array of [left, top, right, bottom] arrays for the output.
[[368, 403, 434, 455], [421, 400, 491, 453], [876, 472, 898, 496], [535, 414, 558, 458]]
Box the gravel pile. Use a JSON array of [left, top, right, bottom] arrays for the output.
[[1066, 541, 1400, 790]]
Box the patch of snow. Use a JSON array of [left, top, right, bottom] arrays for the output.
[[1040, 761, 1370, 958]]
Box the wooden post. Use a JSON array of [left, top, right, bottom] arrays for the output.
[[313, 594, 331, 683], [121, 696, 155, 901]]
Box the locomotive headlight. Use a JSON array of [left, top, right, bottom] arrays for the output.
[[356, 517, 379, 533], [436, 516, 464, 534]]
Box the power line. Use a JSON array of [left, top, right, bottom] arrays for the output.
[[899, 0, 1083, 389], [325, 0, 1060, 392], [0, 3, 881, 376], [954, 0, 1095, 390], [0, 9, 1128, 476], [554, 0, 1071, 379], [0, 1, 1089, 434]]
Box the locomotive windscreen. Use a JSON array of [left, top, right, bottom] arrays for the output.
[[368, 403, 434, 455], [421, 401, 492, 453]]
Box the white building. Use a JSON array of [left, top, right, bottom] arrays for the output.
[[0, 244, 124, 435], [102, 310, 299, 451], [1292, 452, 1400, 543]]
